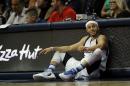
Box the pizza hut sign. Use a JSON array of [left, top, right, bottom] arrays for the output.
[[0, 44, 42, 61]]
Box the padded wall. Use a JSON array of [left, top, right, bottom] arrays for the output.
[[0, 19, 130, 73]]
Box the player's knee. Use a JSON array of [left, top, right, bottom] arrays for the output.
[[53, 51, 66, 61], [94, 48, 102, 54], [81, 57, 88, 65]]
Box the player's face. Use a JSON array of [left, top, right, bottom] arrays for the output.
[[86, 23, 99, 36]]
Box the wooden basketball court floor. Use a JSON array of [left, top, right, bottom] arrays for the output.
[[0, 80, 130, 86]]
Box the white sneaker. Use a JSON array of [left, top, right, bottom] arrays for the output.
[[59, 68, 77, 81], [33, 70, 56, 81]]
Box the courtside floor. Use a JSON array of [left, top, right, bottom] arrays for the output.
[[0, 81, 130, 86]]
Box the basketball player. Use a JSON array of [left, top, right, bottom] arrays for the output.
[[33, 20, 108, 81]]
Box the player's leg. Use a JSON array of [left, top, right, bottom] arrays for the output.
[[59, 48, 104, 80], [33, 51, 72, 80], [65, 57, 89, 80]]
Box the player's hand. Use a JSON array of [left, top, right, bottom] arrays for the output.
[[78, 46, 85, 52], [78, 46, 88, 52], [39, 47, 53, 55], [83, 47, 89, 52]]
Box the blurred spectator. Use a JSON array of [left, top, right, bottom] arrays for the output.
[[25, 7, 42, 23], [24, 0, 30, 8], [5, 0, 26, 24], [83, 0, 93, 15], [80, 0, 105, 17], [23, 0, 30, 16], [126, 0, 130, 9], [0, 15, 6, 25], [37, 0, 53, 21], [48, 0, 76, 22], [2, 1, 12, 21], [0, 1, 6, 15], [66, 0, 84, 14], [101, 0, 111, 18], [28, 0, 37, 9], [5, 0, 11, 8], [0, 1, 6, 24], [67, 0, 91, 15], [109, 0, 130, 18], [23, 0, 31, 12], [91, 0, 105, 17]]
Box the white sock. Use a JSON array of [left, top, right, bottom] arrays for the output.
[[47, 64, 55, 72]]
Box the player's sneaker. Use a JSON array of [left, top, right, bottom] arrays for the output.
[[59, 68, 77, 81], [33, 70, 56, 81]]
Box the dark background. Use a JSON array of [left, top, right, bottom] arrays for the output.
[[0, 18, 130, 73]]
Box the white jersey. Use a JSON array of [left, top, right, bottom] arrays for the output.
[[84, 37, 97, 56], [84, 36, 108, 71]]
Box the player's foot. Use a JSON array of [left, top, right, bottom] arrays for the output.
[[33, 70, 56, 81], [59, 68, 77, 81]]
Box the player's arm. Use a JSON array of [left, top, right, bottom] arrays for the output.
[[53, 36, 88, 52], [40, 36, 88, 54]]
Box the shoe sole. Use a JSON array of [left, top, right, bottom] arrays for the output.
[[33, 75, 56, 81], [59, 74, 74, 81]]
